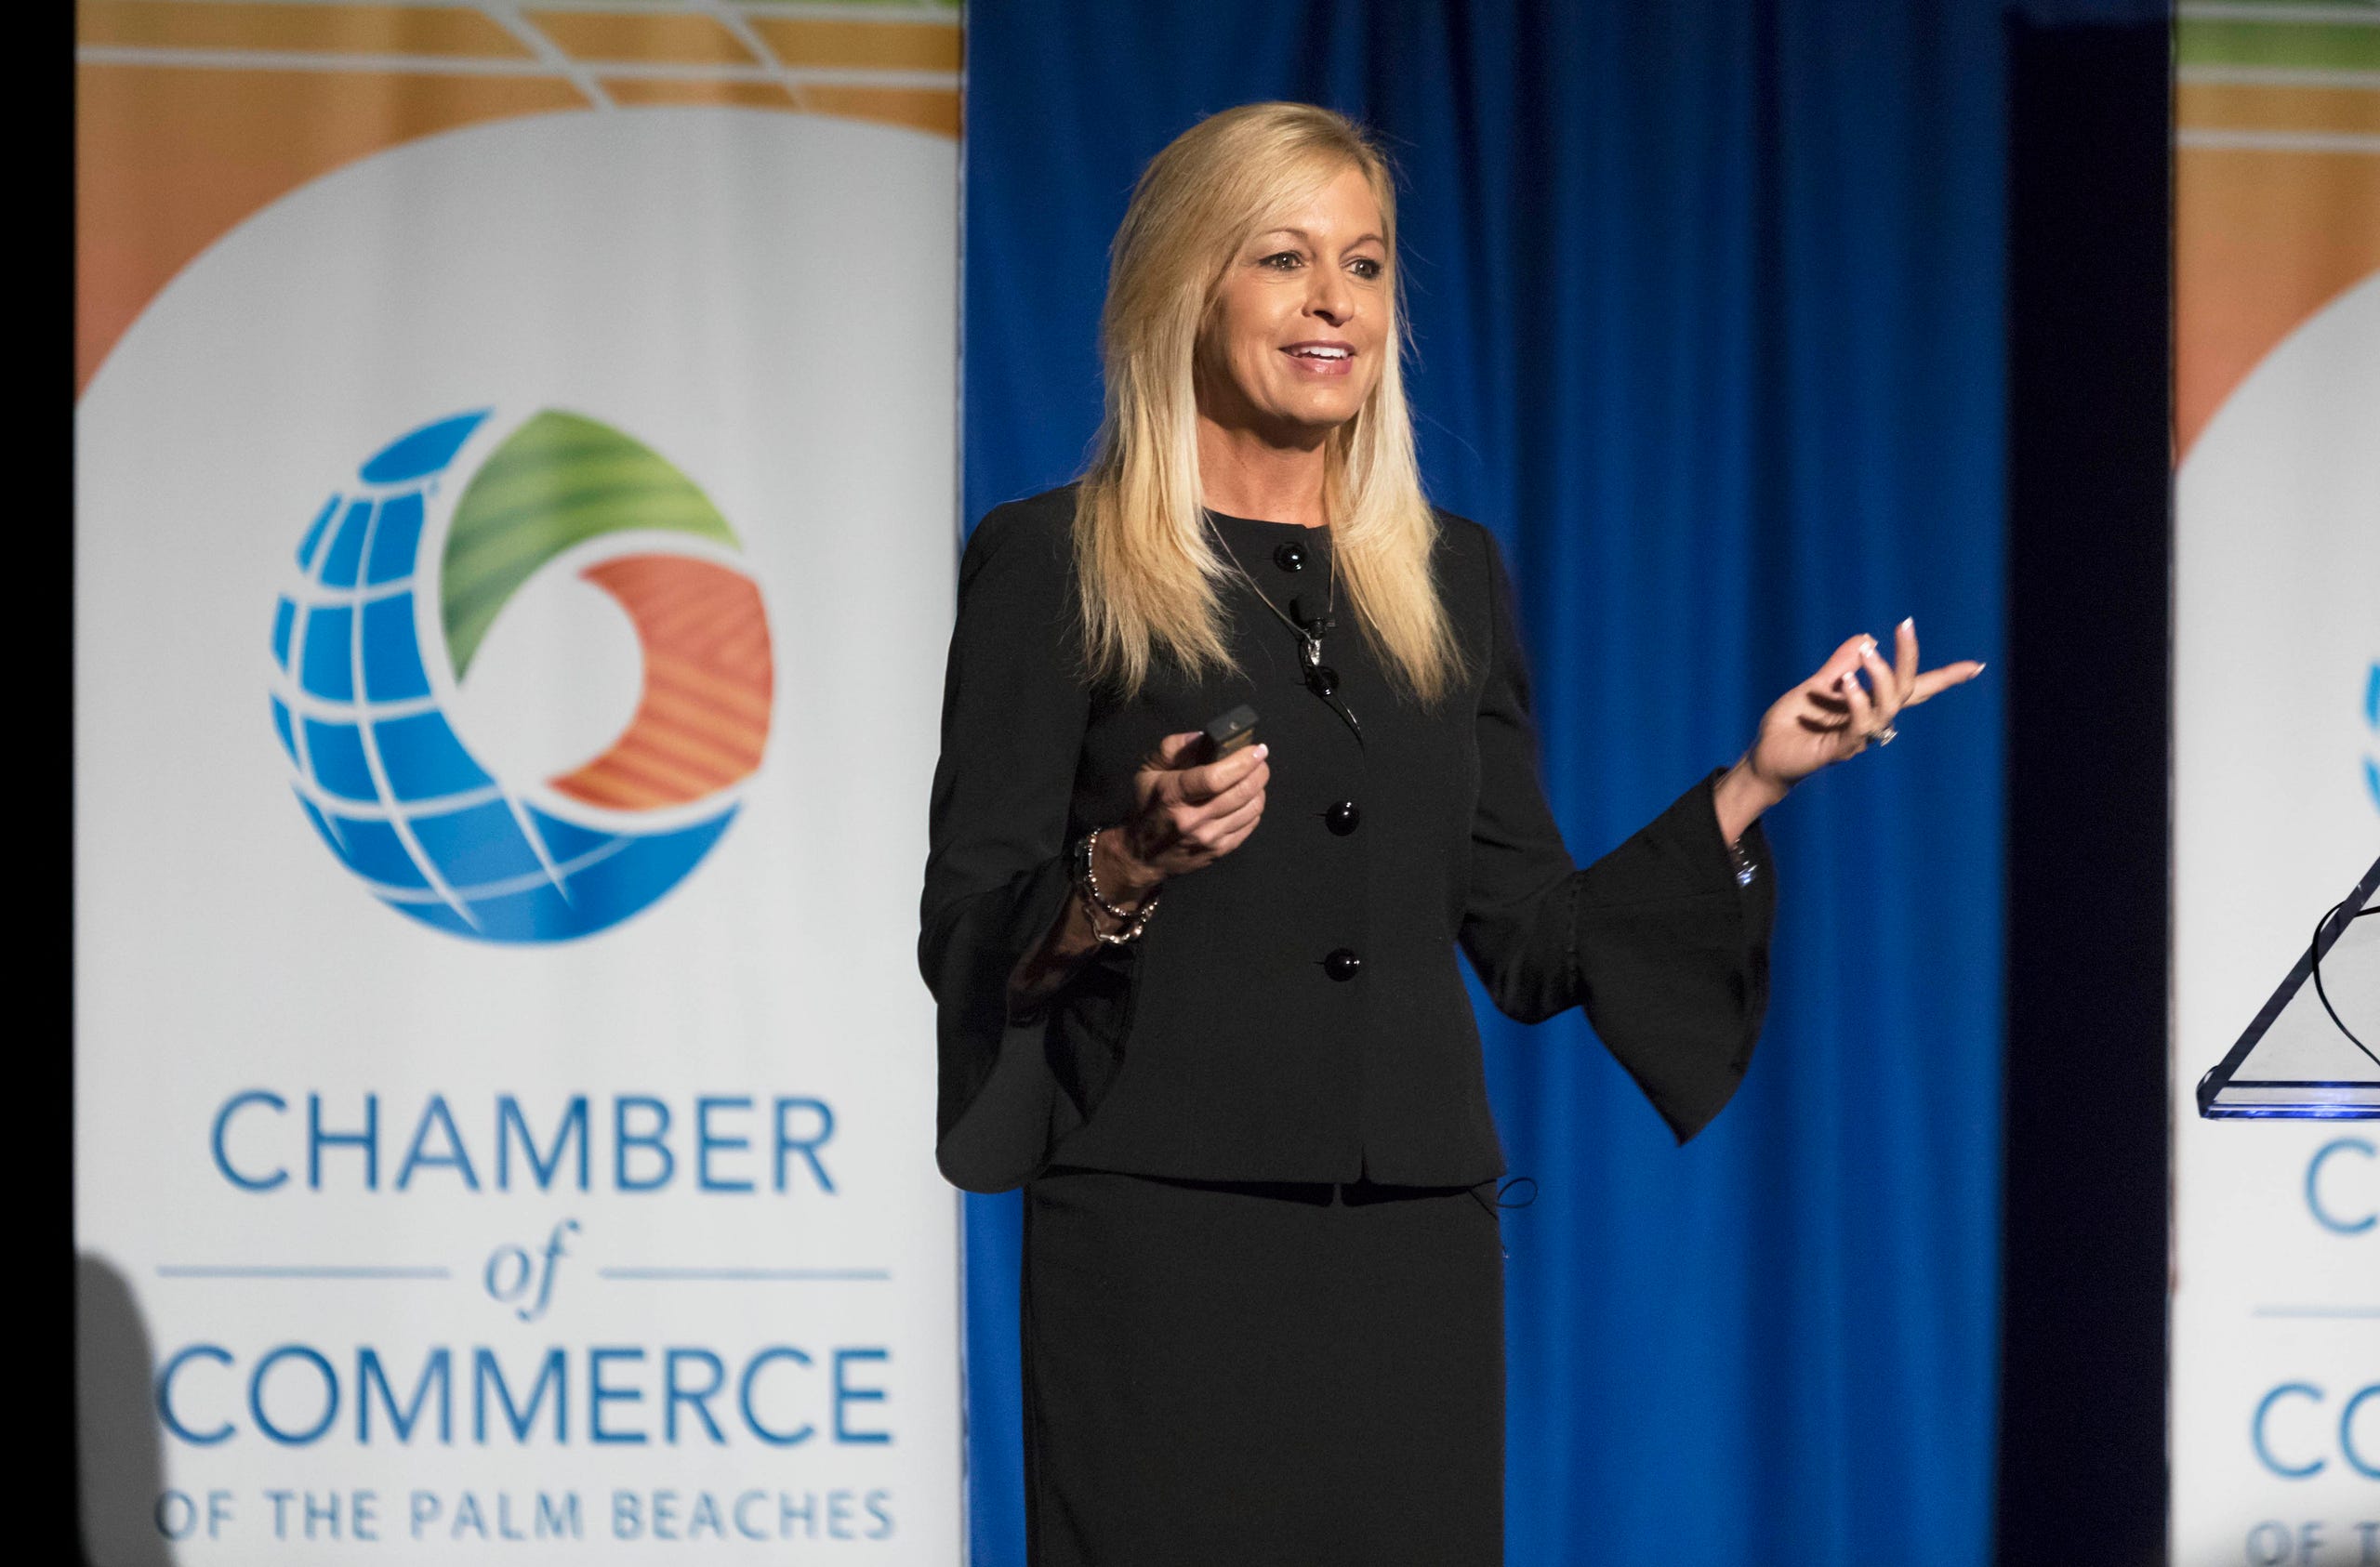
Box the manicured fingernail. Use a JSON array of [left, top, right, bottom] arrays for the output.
[[1900, 616, 1914, 633], [1255, 743, 1270, 757], [1974, 662, 1988, 674], [1861, 638, 1877, 655]]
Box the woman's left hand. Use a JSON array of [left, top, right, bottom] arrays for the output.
[[1748, 618, 1984, 792], [1719, 619, 1985, 838]]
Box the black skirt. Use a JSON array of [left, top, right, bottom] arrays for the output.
[[1019, 1166, 1505, 1567]]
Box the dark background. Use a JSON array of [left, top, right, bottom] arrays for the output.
[[1998, 16, 2171, 1567]]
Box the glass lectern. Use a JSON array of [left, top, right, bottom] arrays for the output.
[[2198, 854, 2380, 1120]]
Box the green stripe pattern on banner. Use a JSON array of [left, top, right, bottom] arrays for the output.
[[2180, 6, 2380, 72], [440, 409, 740, 678]]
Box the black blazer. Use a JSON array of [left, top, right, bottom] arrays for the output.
[[919, 486, 1775, 1194]]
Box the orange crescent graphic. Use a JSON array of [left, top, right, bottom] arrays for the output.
[[550, 554, 773, 811], [2176, 150, 2380, 461]]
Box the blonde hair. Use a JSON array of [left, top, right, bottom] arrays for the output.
[[1072, 101, 1467, 707]]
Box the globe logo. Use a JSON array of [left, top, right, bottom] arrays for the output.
[[2365, 659, 2379, 816], [268, 409, 772, 942]]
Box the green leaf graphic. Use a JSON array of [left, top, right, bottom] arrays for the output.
[[441, 410, 739, 678]]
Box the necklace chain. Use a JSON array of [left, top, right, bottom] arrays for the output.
[[1207, 513, 1336, 669]]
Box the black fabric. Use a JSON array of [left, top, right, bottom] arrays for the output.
[[1020, 1167, 1503, 1567], [919, 485, 1776, 1193]]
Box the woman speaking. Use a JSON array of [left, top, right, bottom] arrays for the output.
[[919, 102, 1980, 1567]]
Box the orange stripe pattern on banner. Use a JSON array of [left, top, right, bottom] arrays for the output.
[[551, 555, 774, 812], [78, 0, 532, 57], [602, 77, 801, 111], [2179, 81, 2380, 138], [76, 64, 587, 394], [2175, 151, 2380, 456], [801, 85, 963, 138], [746, 16, 963, 72], [2173, 7, 2380, 459], [74, 0, 962, 397], [526, 9, 760, 67]]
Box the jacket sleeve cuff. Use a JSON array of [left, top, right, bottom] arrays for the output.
[[1571, 770, 1778, 1144], [928, 852, 1077, 1192]]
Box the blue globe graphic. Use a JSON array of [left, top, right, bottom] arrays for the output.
[[2366, 660, 2379, 816], [268, 411, 747, 943]]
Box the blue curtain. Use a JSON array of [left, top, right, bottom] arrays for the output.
[[961, 5, 2016, 1561]]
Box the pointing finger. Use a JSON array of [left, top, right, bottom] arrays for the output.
[[1910, 661, 1987, 704], [1894, 618, 1919, 703]]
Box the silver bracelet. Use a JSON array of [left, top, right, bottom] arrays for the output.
[[1077, 827, 1159, 942], [1079, 882, 1158, 944], [1726, 835, 1758, 888]]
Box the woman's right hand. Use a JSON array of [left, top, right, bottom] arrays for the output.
[[1098, 731, 1271, 900]]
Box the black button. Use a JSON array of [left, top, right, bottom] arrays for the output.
[[1325, 800, 1361, 836], [1273, 541, 1307, 573], [1306, 665, 1338, 697], [1323, 948, 1363, 981]]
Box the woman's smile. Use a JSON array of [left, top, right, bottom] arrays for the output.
[[1280, 339, 1357, 376]]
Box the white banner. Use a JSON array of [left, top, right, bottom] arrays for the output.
[[2171, 53, 2380, 1553], [75, 106, 963, 1562]]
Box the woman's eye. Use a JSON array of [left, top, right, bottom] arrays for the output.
[[1349, 257, 1383, 281], [1260, 251, 1302, 270]]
